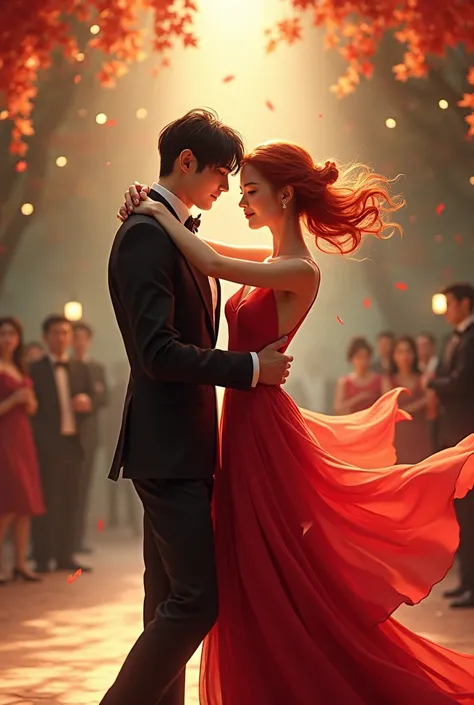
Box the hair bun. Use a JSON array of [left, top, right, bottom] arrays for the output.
[[322, 160, 338, 186]]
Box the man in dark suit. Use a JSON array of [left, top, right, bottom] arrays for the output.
[[428, 282, 474, 608], [30, 314, 95, 574], [101, 109, 291, 705], [72, 322, 109, 553]]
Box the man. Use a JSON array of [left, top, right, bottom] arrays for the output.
[[72, 322, 109, 553], [25, 341, 45, 364], [372, 330, 395, 375], [102, 109, 291, 705], [30, 315, 95, 574], [416, 332, 439, 375], [428, 283, 474, 608]]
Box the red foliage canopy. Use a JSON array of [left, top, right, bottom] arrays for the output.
[[0, 0, 198, 155], [266, 1, 474, 135]]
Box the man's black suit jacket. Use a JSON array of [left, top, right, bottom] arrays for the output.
[[108, 190, 253, 481], [429, 322, 474, 447], [29, 356, 95, 461]]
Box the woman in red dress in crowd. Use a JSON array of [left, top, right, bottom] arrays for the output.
[[126, 142, 474, 704], [0, 317, 44, 583], [383, 335, 435, 464], [333, 336, 382, 415]]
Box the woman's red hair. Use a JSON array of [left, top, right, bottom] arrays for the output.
[[241, 141, 404, 255]]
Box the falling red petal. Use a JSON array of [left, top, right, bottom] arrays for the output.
[[336, 315, 344, 324], [97, 519, 105, 532], [363, 297, 371, 309], [318, 113, 323, 118], [67, 568, 82, 584], [15, 161, 27, 173], [265, 100, 275, 111], [74, 75, 81, 84], [106, 119, 117, 127], [395, 282, 408, 291], [436, 203, 445, 216], [223, 75, 235, 83]]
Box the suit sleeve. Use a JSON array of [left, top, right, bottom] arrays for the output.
[[116, 220, 253, 389], [94, 364, 109, 410], [428, 335, 474, 398]]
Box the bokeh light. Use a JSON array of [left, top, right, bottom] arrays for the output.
[[21, 203, 34, 216], [385, 118, 397, 129], [432, 293, 447, 315]]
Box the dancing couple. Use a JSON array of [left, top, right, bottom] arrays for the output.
[[102, 108, 474, 705]]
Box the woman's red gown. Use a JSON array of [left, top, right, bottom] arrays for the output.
[[200, 285, 474, 705]]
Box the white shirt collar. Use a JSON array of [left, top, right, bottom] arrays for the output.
[[456, 313, 474, 333], [49, 353, 69, 364], [151, 182, 190, 224]]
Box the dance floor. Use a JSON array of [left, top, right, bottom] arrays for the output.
[[1, 534, 474, 705]]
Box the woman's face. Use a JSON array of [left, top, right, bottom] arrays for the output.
[[239, 164, 284, 230], [393, 341, 415, 372], [351, 348, 371, 373], [0, 323, 20, 357]]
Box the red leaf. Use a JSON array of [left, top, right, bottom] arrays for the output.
[[435, 203, 445, 216], [67, 568, 82, 584]]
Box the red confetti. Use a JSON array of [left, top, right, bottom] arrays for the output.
[[318, 113, 323, 118], [454, 234, 463, 245], [363, 297, 371, 309], [265, 100, 275, 111], [436, 203, 445, 216], [336, 315, 344, 325], [434, 234, 443, 242], [105, 161, 111, 167], [15, 160, 27, 172], [67, 568, 82, 584], [223, 75, 235, 83], [97, 519, 105, 532], [395, 282, 408, 291], [74, 75, 81, 84], [408, 214, 417, 223], [105, 119, 117, 127]]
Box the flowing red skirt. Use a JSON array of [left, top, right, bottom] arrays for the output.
[[200, 387, 474, 705]]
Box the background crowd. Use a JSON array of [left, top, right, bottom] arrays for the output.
[[0, 281, 473, 607]]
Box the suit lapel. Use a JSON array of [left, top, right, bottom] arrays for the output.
[[149, 188, 216, 344]]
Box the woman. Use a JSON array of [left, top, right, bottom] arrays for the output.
[[334, 337, 382, 414], [382, 336, 435, 464], [0, 317, 44, 582], [121, 143, 474, 704]]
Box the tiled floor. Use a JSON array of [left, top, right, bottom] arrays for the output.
[[1, 536, 473, 704]]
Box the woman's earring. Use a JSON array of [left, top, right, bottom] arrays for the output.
[[282, 201, 287, 209]]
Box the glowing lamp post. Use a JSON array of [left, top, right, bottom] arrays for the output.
[[432, 293, 447, 315], [64, 301, 83, 321]]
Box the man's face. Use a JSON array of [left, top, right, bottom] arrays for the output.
[[377, 335, 394, 359], [185, 162, 231, 211], [44, 322, 72, 357], [416, 335, 434, 363], [444, 293, 471, 327], [73, 329, 91, 358]]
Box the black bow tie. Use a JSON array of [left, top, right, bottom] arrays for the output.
[[184, 214, 201, 234], [54, 360, 69, 369]]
